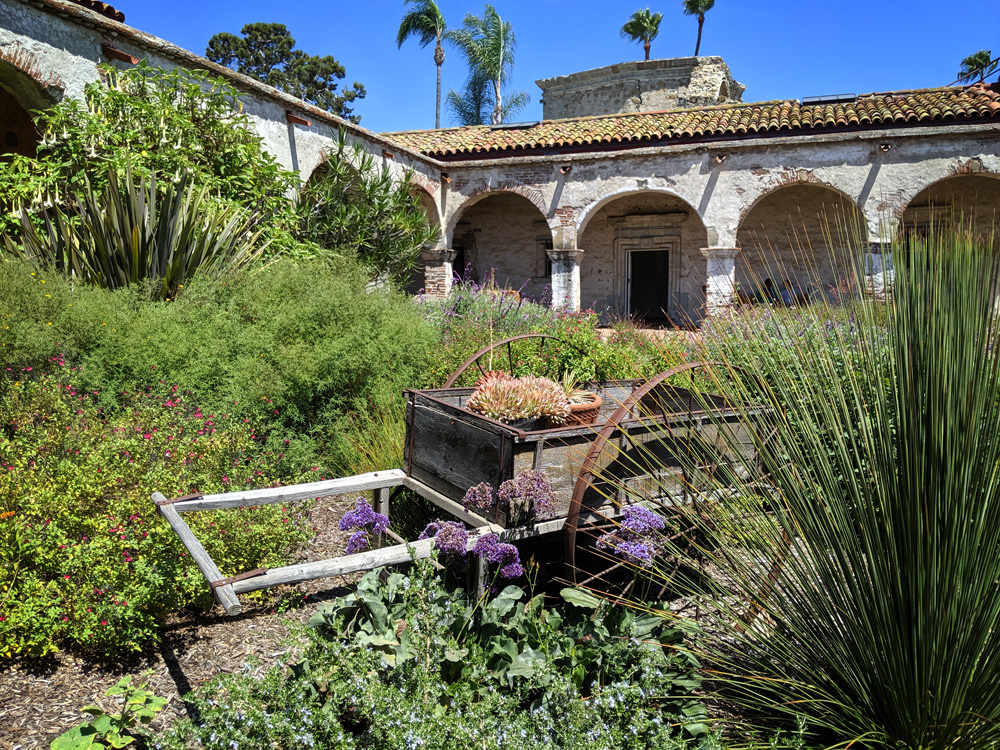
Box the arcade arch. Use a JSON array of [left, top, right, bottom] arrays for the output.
[[736, 183, 867, 305], [899, 174, 1000, 244], [448, 192, 553, 301], [578, 191, 708, 325]]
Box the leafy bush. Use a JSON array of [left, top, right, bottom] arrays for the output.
[[0, 258, 436, 474], [6, 169, 265, 300], [419, 271, 690, 387], [0, 61, 296, 239], [51, 675, 168, 750], [0, 364, 312, 657], [294, 130, 437, 282], [161, 560, 708, 750]]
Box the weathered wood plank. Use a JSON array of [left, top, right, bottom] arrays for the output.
[[153, 492, 242, 615], [403, 476, 503, 531], [231, 527, 498, 594], [169, 470, 407, 513]]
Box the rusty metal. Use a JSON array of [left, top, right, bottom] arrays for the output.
[[210, 568, 267, 592], [564, 361, 729, 581], [442, 334, 587, 388]]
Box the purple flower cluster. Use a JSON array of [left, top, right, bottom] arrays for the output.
[[418, 520, 469, 557], [596, 504, 665, 567], [497, 470, 558, 521], [462, 482, 494, 512], [338, 497, 390, 555], [472, 533, 523, 579]]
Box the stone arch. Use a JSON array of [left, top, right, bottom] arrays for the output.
[[446, 190, 554, 301], [409, 185, 441, 235], [738, 174, 861, 227], [0, 47, 65, 160], [576, 186, 701, 238], [446, 183, 549, 241], [577, 189, 708, 325], [898, 172, 1000, 244], [735, 182, 868, 305]]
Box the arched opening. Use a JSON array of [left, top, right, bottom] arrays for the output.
[[578, 191, 707, 325], [0, 63, 47, 161], [736, 184, 866, 306], [899, 174, 1000, 245], [449, 192, 552, 302]]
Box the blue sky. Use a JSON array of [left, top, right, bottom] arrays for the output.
[[121, 0, 994, 134]]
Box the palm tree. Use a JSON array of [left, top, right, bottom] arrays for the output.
[[446, 5, 525, 126], [396, 0, 448, 129], [620, 8, 663, 62], [446, 69, 529, 126], [957, 49, 998, 84], [682, 0, 715, 57]]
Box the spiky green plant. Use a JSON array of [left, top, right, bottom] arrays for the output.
[[4, 169, 265, 300], [591, 229, 1000, 747]]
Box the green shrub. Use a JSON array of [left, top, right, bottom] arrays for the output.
[[0, 258, 437, 474], [0, 62, 296, 239], [6, 168, 266, 300], [0, 365, 312, 657], [160, 560, 708, 750]]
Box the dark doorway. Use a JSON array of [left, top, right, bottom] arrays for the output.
[[628, 249, 671, 323]]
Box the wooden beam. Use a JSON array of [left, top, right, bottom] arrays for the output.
[[286, 112, 312, 126], [101, 43, 138, 64], [153, 492, 242, 615], [402, 476, 503, 531], [170, 470, 406, 513]]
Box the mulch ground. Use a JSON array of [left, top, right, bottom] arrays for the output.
[[0, 496, 362, 750]]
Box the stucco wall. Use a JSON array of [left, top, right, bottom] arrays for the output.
[[453, 193, 552, 302]]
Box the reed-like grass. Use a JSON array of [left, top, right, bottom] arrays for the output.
[[595, 228, 1000, 748]]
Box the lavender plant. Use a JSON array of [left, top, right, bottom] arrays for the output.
[[462, 482, 494, 512], [338, 497, 389, 554], [497, 470, 558, 521], [418, 519, 469, 557], [596, 504, 666, 566], [473, 533, 523, 579]]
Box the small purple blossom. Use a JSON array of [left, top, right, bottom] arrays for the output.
[[621, 504, 665, 534], [346, 530, 369, 554], [462, 482, 494, 512], [497, 470, 558, 521], [418, 520, 469, 556], [338, 497, 390, 534], [472, 533, 523, 579], [339, 497, 389, 555], [596, 504, 664, 567]]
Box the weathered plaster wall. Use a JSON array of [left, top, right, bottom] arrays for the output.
[[536, 57, 745, 120], [735, 183, 867, 300], [454, 193, 552, 301]]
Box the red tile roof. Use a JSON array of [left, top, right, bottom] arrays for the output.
[[65, 0, 124, 22], [386, 84, 1000, 159]]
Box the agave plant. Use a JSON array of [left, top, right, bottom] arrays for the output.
[[608, 229, 1000, 748], [5, 168, 265, 300]]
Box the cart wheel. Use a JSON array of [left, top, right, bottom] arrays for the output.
[[442, 334, 587, 388], [563, 362, 790, 604], [563, 362, 723, 601]]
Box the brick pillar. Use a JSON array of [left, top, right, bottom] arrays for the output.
[[421, 247, 457, 298], [700, 247, 740, 319], [864, 242, 893, 299], [547, 249, 582, 312]]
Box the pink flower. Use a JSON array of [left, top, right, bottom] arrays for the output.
[[63, 574, 70, 579]]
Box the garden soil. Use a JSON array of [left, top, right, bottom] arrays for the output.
[[0, 495, 362, 750]]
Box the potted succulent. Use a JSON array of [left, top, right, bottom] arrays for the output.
[[466, 373, 570, 429], [559, 371, 602, 426]]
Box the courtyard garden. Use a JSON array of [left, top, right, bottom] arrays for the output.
[[2, 61, 1000, 750]]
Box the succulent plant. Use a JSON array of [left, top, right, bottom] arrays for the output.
[[466, 375, 570, 425], [560, 370, 595, 404]]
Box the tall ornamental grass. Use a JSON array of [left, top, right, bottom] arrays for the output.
[[603, 230, 1000, 748]]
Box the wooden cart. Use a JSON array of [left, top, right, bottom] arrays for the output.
[[154, 339, 768, 615]]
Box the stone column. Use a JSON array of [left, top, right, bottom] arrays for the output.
[[700, 247, 740, 319], [547, 249, 582, 312], [420, 247, 457, 298], [864, 242, 893, 299]]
